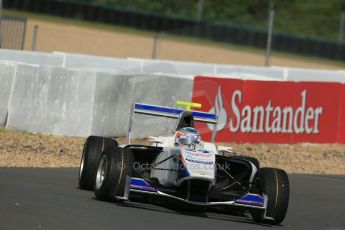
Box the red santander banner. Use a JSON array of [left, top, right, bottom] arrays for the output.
[[192, 76, 345, 144]]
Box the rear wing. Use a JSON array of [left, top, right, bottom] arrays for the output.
[[127, 103, 218, 143], [133, 103, 217, 124]]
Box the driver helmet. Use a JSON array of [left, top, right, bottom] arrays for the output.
[[174, 127, 201, 148]]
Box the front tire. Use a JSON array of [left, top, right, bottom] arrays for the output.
[[251, 167, 289, 225], [78, 136, 118, 190], [94, 147, 134, 202]]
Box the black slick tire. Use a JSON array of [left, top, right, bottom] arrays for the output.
[[78, 136, 118, 190], [251, 167, 289, 225], [94, 147, 134, 202]]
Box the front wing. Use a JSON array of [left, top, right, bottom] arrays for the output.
[[117, 177, 267, 211]]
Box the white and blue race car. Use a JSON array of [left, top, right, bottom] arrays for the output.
[[78, 101, 289, 225]]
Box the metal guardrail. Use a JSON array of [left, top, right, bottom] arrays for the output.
[[0, 15, 27, 50]]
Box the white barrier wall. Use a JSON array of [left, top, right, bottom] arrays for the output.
[[1, 49, 344, 137], [90, 73, 193, 137], [0, 63, 16, 125], [128, 74, 194, 138], [58, 52, 142, 73], [0, 49, 63, 66], [286, 67, 345, 82], [215, 64, 286, 80], [6, 65, 96, 136], [137, 59, 216, 75], [91, 72, 134, 136], [3, 63, 193, 137], [1, 50, 344, 81]]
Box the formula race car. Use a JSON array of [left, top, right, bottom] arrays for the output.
[[78, 101, 289, 225]]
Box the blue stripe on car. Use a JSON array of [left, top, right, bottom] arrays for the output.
[[235, 194, 264, 207], [129, 178, 157, 192], [134, 103, 217, 120]]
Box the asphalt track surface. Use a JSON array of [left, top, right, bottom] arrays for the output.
[[0, 168, 344, 230]]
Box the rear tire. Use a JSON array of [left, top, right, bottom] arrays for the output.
[[78, 136, 118, 190], [94, 147, 134, 202], [250, 167, 289, 225]]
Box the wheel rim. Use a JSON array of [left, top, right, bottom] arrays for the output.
[[79, 139, 88, 180], [96, 154, 107, 190], [79, 151, 85, 179]]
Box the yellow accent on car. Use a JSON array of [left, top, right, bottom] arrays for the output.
[[176, 101, 202, 111]]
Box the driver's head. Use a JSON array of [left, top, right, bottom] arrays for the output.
[[174, 127, 201, 148]]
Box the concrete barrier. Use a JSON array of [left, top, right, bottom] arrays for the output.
[[91, 73, 135, 137], [129, 58, 287, 80], [285, 67, 345, 82], [57, 52, 142, 73], [137, 59, 215, 76], [90, 73, 194, 138], [2, 50, 345, 138], [0, 49, 63, 66], [6, 65, 96, 136], [0, 63, 16, 125], [215, 64, 286, 80], [6, 64, 44, 132], [4, 63, 193, 137], [129, 74, 194, 138]]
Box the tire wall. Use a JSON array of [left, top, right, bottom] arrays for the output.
[[1, 49, 344, 138]]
